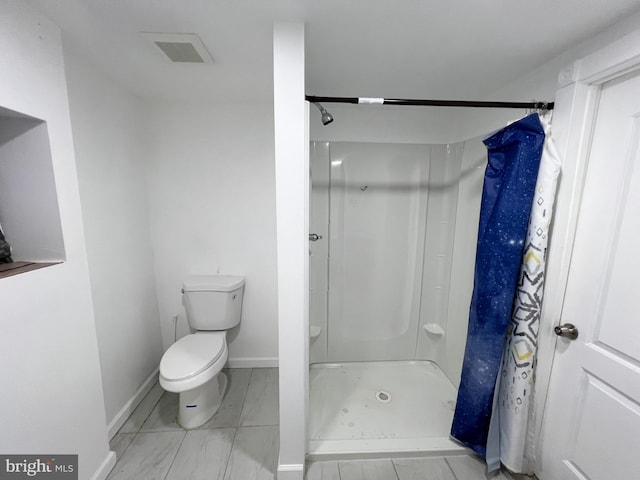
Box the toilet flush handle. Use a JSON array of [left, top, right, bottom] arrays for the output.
[[309, 233, 323, 242]]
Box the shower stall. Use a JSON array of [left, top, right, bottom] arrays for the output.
[[308, 138, 487, 458]]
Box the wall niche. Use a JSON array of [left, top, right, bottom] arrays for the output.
[[0, 106, 65, 278]]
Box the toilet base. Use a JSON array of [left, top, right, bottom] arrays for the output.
[[178, 371, 228, 429]]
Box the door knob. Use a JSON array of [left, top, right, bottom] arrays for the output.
[[309, 233, 323, 241], [554, 323, 579, 340]]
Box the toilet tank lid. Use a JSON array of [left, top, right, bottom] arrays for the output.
[[183, 275, 245, 292]]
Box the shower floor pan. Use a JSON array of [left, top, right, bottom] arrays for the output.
[[308, 361, 467, 460]]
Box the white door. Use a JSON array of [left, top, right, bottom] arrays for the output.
[[540, 70, 640, 478]]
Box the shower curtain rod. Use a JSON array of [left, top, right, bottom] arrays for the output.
[[305, 95, 554, 110]]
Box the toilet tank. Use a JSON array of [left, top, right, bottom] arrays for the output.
[[182, 275, 244, 331]]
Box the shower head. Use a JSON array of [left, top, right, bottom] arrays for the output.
[[313, 102, 334, 125]]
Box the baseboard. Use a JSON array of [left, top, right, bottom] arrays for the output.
[[276, 462, 304, 480], [227, 357, 279, 368], [107, 368, 159, 439], [89, 450, 116, 480]]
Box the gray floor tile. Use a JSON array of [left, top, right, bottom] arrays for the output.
[[199, 368, 252, 428], [109, 433, 135, 462], [118, 381, 164, 434], [305, 461, 341, 480], [239, 368, 279, 426], [140, 391, 182, 432], [165, 428, 235, 480], [106, 431, 185, 480], [141, 369, 253, 431], [223, 426, 279, 480], [505, 473, 535, 480], [446, 455, 489, 480], [339, 459, 398, 480], [393, 457, 456, 480]]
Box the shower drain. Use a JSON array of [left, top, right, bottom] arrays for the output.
[[375, 390, 392, 403]]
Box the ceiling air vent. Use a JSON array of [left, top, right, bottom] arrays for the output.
[[140, 33, 214, 64]]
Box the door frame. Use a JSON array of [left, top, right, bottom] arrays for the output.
[[534, 30, 640, 476]]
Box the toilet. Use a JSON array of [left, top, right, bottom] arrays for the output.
[[159, 274, 244, 429]]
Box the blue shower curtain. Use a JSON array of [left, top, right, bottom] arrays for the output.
[[451, 113, 545, 458]]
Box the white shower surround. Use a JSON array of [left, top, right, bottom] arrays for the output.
[[310, 139, 485, 386]]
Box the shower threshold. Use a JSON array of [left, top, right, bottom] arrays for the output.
[[308, 360, 468, 460]]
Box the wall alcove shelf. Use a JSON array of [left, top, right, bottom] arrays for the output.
[[0, 106, 67, 276]]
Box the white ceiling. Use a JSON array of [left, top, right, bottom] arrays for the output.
[[27, 0, 640, 103]]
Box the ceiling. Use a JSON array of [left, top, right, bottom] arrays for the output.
[[27, 0, 640, 103]]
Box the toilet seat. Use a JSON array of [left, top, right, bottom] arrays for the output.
[[159, 332, 228, 393]]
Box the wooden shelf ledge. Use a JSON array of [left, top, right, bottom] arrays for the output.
[[0, 261, 61, 279]]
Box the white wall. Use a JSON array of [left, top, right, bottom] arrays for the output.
[[0, 2, 113, 479], [144, 100, 279, 366], [274, 21, 308, 480], [310, 104, 470, 144], [64, 53, 164, 427], [310, 10, 640, 148], [459, 10, 640, 141]]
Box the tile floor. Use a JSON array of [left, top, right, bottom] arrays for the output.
[[107, 367, 522, 480]]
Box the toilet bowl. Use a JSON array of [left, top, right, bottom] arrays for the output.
[[158, 275, 244, 429], [160, 331, 229, 428]]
